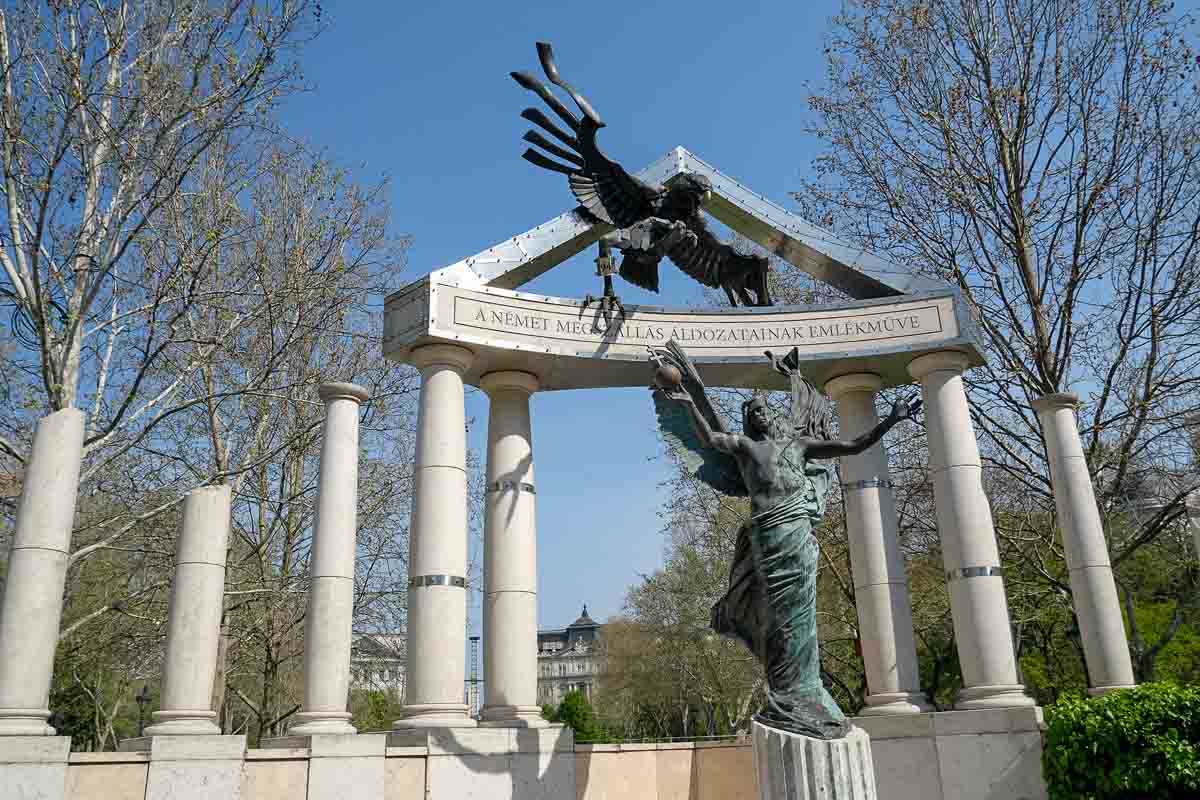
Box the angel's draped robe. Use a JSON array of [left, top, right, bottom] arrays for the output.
[[710, 458, 851, 740]]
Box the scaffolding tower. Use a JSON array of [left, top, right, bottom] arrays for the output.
[[466, 635, 482, 719]]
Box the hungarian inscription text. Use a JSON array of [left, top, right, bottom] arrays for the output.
[[447, 292, 949, 356]]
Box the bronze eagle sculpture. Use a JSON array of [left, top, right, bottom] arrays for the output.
[[511, 42, 772, 310]]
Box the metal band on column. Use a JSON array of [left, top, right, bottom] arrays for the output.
[[486, 480, 536, 494], [408, 574, 468, 588], [946, 565, 1003, 581]]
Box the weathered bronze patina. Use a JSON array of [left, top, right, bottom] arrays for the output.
[[650, 342, 920, 739], [512, 42, 772, 310]]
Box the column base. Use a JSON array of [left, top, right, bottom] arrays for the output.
[[479, 705, 550, 728], [142, 709, 221, 736], [392, 703, 477, 729], [858, 692, 934, 715], [0, 709, 55, 736], [753, 721, 876, 800], [954, 684, 1036, 710], [287, 711, 356, 736], [1087, 683, 1137, 697]]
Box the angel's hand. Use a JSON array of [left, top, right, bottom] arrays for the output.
[[764, 347, 800, 377]]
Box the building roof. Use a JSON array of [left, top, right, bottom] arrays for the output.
[[568, 605, 597, 628]]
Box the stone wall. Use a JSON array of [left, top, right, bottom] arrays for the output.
[[23, 711, 1047, 800], [574, 741, 756, 800]]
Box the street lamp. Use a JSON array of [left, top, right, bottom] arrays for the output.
[[135, 685, 152, 737]]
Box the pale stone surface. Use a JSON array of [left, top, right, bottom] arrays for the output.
[[936, 732, 1046, 800], [753, 722, 876, 800], [576, 750, 656, 800], [396, 344, 476, 728], [0, 735, 71, 800], [384, 756, 426, 800], [826, 373, 930, 715], [65, 762, 150, 800], [655, 748, 694, 800], [864, 737, 942, 800], [852, 708, 1047, 800], [309, 755, 384, 799], [694, 744, 757, 800], [0, 410, 85, 736], [291, 384, 369, 736], [261, 732, 387, 799], [908, 353, 1034, 710], [1032, 393, 1136, 695], [144, 486, 232, 736], [241, 757, 308, 800], [120, 735, 246, 800], [396, 725, 574, 799], [480, 371, 547, 728]]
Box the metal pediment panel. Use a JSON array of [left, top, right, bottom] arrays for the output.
[[423, 146, 949, 300]]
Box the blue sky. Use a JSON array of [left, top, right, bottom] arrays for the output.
[[278, 0, 843, 632]]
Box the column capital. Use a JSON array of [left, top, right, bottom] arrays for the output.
[[907, 350, 971, 381], [824, 372, 882, 400], [479, 370, 539, 396], [1031, 392, 1080, 413], [409, 343, 474, 373], [318, 382, 369, 405]]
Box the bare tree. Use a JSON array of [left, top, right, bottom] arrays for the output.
[[798, 0, 1200, 680]]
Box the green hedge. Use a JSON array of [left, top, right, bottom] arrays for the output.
[[1043, 683, 1200, 799]]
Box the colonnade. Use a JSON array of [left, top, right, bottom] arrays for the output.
[[0, 346, 1137, 746]]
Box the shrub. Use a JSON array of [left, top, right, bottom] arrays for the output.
[[554, 690, 602, 742], [1043, 682, 1200, 799]]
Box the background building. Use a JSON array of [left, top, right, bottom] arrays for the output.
[[350, 633, 406, 698], [537, 605, 602, 707]]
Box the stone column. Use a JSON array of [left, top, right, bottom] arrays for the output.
[[1032, 393, 1136, 695], [907, 352, 1034, 709], [0, 408, 85, 736], [145, 485, 232, 735], [824, 374, 930, 715], [290, 383, 370, 735], [394, 345, 476, 729], [479, 371, 546, 728]]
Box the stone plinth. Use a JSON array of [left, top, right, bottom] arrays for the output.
[[118, 735, 245, 800], [753, 723, 876, 800], [0, 735, 70, 800]]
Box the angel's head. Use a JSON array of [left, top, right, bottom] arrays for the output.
[[742, 396, 772, 439]]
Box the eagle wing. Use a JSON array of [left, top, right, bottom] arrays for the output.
[[665, 213, 733, 290], [650, 340, 746, 497], [511, 43, 659, 229]]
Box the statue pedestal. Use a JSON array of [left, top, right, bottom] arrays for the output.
[[753, 721, 877, 800]]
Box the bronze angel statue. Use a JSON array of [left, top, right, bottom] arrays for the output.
[[649, 342, 920, 739], [511, 42, 771, 311]]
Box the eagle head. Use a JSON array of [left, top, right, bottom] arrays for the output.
[[665, 173, 712, 217]]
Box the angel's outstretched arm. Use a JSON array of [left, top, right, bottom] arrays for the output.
[[676, 395, 741, 454], [801, 396, 922, 460]]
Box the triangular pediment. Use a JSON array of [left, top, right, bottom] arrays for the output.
[[433, 146, 948, 300]]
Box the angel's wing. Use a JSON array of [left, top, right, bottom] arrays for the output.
[[650, 341, 747, 497], [511, 43, 660, 228]]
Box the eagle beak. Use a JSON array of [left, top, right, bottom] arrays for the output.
[[702, 189, 712, 205]]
